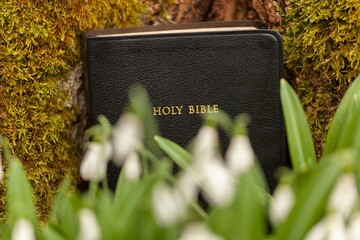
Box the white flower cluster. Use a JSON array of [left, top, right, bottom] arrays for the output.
[[80, 113, 143, 182], [268, 173, 360, 240], [305, 173, 359, 240], [152, 126, 255, 228]]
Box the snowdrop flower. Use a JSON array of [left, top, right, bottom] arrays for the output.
[[152, 182, 186, 227], [78, 208, 101, 240], [304, 218, 327, 240], [178, 222, 224, 240], [305, 212, 347, 240], [123, 152, 142, 181], [11, 218, 35, 240], [177, 168, 200, 204], [348, 212, 360, 240], [200, 159, 236, 206], [112, 113, 143, 166], [193, 126, 219, 163], [225, 135, 255, 176], [269, 184, 295, 226], [327, 173, 357, 219], [80, 141, 112, 182]]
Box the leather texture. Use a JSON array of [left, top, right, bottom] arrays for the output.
[[82, 22, 290, 191]]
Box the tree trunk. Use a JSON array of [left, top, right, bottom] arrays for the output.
[[167, 0, 287, 32]]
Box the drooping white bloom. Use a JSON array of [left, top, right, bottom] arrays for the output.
[[269, 184, 295, 226], [11, 218, 35, 240], [112, 113, 143, 166], [347, 212, 360, 240], [177, 168, 199, 204], [80, 141, 112, 182], [225, 135, 255, 176], [193, 126, 219, 163], [123, 152, 142, 181], [78, 208, 101, 240], [328, 173, 358, 219], [152, 182, 186, 227], [327, 213, 348, 240], [178, 222, 224, 240], [305, 213, 347, 240], [304, 217, 327, 240], [200, 159, 236, 207]]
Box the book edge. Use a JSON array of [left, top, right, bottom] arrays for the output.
[[83, 20, 265, 38]]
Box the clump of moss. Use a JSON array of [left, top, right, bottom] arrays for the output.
[[283, 0, 360, 156], [0, 0, 150, 220]]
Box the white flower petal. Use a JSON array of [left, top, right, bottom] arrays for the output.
[[11, 218, 35, 240], [193, 126, 219, 163], [78, 208, 101, 240], [112, 113, 143, 166], [269, 184, 295, 226], [80, 142, 112, 182], [179, 222, 223, 240], [152, 182, 186, 227], [123, 152, 142, 181], [201, 160, 236, 207], [225, 136, 255, 175], [327, 213, 347, 240], [304, 218, 327, 240], [177, 168, 199, 204], [348, 212, 360, 240], [328, 173, 358, 219], [305, 213, 348, 240]]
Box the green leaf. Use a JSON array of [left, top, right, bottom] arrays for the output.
[[48, 178, 72, 225], [154, 135, 193, 170], [280, 79, 317, 171], [323, 75, 360, 157], [42, 226, 67, 240], [7, 159, 37, 226]]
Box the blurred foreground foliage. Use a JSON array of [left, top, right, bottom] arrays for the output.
[[1, 75, 360, 240]]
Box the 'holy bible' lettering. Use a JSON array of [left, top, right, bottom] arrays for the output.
[[153, 104, 219, 116]]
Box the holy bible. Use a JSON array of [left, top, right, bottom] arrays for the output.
[[82, 21, 289, 191]]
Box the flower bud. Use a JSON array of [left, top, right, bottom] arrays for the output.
[[80, 142, 112, 182], [193, 126, 219, 164], [112, 113, 143, 166], [269, 184, 295, 226], [328, 173, 357, 219], [179, 222, 223, 240], [123, 152, 142, 181], [11, 218, 35, 240], [225, 136, 254, 176], [201, 160, 235, 207], [152, 182, 185, 227], [78, 208, 101, 240]]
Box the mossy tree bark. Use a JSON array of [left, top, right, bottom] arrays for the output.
[[167, 0, 286, 30], [165, 0, 360, 158], [0, 0, 154, 221]]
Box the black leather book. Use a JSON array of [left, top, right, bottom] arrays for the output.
[[82, 21, 289, 191]]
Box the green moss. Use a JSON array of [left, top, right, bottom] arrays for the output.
[[0, 0, 150, 220], [283, 0, 360, 156]]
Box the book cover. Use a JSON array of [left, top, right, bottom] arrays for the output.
[[82, 21, 289, 191]]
